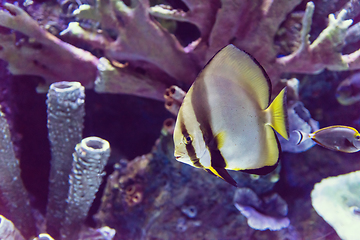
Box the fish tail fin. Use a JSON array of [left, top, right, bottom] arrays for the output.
[[294, 130, 310, 145], [267, 88, 289, 140]]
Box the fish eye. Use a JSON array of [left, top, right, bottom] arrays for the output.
[[356, 135, 360, 141], [183, 135, 193, 145]]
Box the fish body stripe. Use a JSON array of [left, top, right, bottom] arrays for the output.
[[179, 117, 203, 168], [190, 74, 228, 170]]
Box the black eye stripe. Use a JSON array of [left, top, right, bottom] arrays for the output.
[[179, 115, 203, 168]]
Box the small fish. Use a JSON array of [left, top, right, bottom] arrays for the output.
[[173, 45, 289, 187], [295, 125, 360, 153]]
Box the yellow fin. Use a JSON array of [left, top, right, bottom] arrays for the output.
[[208, 166, 223, 179], [214, 131, 226, 149], [264, 126, 280, 166], [266, 88, 289, 140]]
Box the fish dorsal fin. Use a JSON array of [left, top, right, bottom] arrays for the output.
[[202, 44, 271, 110]]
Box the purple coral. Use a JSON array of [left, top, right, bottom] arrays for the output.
[[233, 188, 290, 231]]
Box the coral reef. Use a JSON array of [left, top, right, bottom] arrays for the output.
[[0, 0, 360, 239], [1, 0, 360, 99], [93, 119, 286, 239]]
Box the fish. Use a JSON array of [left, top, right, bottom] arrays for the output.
[[295, 125, 360, 153], [173, 44, 289, 187]]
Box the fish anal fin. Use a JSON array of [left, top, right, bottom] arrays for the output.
[[240, 163, 278, 175], [239, 129, 280, 176], [267, 88, 289, 140], [207, 166, 237, 187]]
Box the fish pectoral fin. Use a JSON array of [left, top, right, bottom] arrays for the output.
[[208, 131, 226, 150], [207, 166, 237, 187], [267, 88, 289, 140]]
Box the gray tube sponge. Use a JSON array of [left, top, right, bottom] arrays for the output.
[[0, 215, 25, 240], [61, 137, 111, 240], [45, 81, 85, 238], [0, 109, 35, 237]]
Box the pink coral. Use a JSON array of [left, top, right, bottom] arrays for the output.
[[1, 1, 360, 100]]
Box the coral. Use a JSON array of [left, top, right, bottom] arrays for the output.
[[94, 57, 167, 101], [164, 85, 186, 116], [61, 137, 111, 240], [0, 3, 98, 87], [233, 188, 290, 231], [277, 2, 354, 74], [0, 108, 36, 238], [279, 101, 319, 153], [1, 1, 360, 239], [46, 81, 85, 238], [68, 0, 200, 84], [336, 72, 360, 105], [0, 215, 25, 240], [77, 226, 116, 240], [311, 171, 360, 240], [1, 0, 360, 101]]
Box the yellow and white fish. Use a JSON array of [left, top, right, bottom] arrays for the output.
[[296, 125, 360, 153], [173, 44, 289, 187]]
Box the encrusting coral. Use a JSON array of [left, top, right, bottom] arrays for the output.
[[311, 171, 360, 240], [233, 188, 290, 231]]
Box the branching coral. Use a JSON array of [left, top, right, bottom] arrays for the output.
[[0, 3, 98, 87], [68, 0, 200, 84], [1, 0, 360, 101], [276, 2, 354, 74]]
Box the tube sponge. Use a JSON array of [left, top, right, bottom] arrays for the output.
[[46, 81, 85, 238], [0, 215, 25, 240], [0, 109, 36, 237], [61, 137, 111, 240]]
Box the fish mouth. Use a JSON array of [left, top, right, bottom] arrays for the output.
[[175, 156, 181, 159]]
